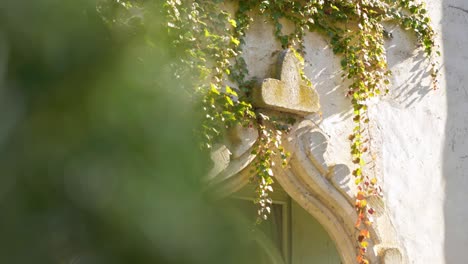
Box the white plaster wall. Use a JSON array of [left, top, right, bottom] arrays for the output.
[[369, 1, 447, 262], [371, 0, 468, 262], [241, 0, 468, 262], [440, 0, 468, 263]]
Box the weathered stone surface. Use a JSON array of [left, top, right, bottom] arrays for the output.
[[205, 149, 256, 196], [206, 144, 231, 181], [252, 49, 320, 115], [205, 125, 258, 189], [329, 164, 354, 203], [227, 124, 258, 159], [381, 248, 403, 264], [205, 125, 258, 187], [302, 130, 329, 175]]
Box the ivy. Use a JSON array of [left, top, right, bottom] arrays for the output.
[[161, 1, 438, 263], [251, 113, 290, 224]]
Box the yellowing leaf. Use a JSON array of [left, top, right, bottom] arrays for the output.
[[231, 36, 240, 46], [229, 19, 237, 28], [210, 84, 220, 95], [225, 86, 238, 96], [359, 199, 367, 208], [225, 96, 234, 106], [360, 241, 368, 248]]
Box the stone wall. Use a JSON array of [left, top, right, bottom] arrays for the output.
[[236, 0, 468, 262]]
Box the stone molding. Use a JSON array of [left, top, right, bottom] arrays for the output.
[[206, 120, 408, 263], [205, 48, 407, 264]]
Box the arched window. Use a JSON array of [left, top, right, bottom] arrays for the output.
[[229, 183, 341, 264]]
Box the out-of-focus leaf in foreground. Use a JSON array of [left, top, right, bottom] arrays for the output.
[[0, 1, 254, 263]]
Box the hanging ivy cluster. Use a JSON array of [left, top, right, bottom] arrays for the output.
[[103, 1, 438, 263]]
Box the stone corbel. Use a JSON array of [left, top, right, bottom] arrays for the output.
[[204, 124, 258, 197]]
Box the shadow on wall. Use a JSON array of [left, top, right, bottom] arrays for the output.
[[384, 26, 435, 109], [303, 32, 353, 123], [304, 27, 436, 125], [388, 50, 433, 108], [442, 0, 468, 263]]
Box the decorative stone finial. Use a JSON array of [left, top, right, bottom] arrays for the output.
[[252, 49, 320, 116]]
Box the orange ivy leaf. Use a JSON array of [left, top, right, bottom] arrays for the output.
[[360, 229, 370, 238], [357, 191, 365, 200], [355, 217, 362, 228]]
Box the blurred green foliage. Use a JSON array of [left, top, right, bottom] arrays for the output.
[[0, 1, 256, 263]]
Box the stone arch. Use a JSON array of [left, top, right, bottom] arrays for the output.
[[205, 49, 407, 264], [206, 121, 407, 264], [277, 120, 407, 264]]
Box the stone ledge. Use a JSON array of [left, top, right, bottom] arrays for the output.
[[253, 78, 320, 115]]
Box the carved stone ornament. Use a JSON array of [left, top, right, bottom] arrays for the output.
[[252, 49, 320, 116], [205, 49, 407, 264]]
